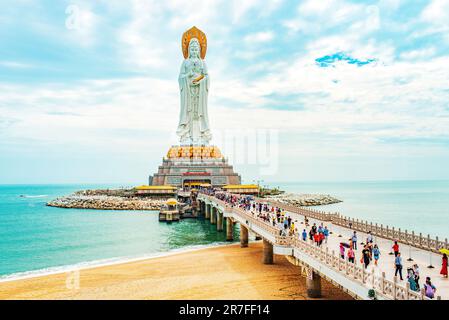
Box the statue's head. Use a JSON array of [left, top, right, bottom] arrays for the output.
[[188, 38, 201, 59]]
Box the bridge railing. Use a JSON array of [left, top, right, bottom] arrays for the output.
[[258, 198, 448, 254], [329, 214, 448, 253], [200, 194, 441, 300], [292, 237, 438, 300], [200, 194, 292, 246], [258, 198, 333, 222], [232, 206, 292, 246], [208, 197, 231, 211]]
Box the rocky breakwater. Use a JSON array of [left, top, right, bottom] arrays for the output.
[[265, 193, 342, 207], [47, 195, 166, 211]]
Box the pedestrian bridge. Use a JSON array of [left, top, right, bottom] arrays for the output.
[[197, 193, 445, 300]]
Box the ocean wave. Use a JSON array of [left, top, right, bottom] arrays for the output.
[[19, 195, 48, 198]]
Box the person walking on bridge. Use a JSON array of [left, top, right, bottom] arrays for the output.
[[314, 232, 320, 247], [413, 264, 420, 289], [324, 226, 329, 243], [347, 247, 355, 263], [318, 232, 324, 247], [372, 244, 380, 266], [352, 231, 358, 250], [340, 243, 345, 259], [366, 231, 373, 244], [424, 277, 436, 299], [392, 241, 400, 257], [394, 252, 404, 280], [361, 245, 371, 269], [407, 268, 419, 292], [440, 253, 448, 278], [302, 229, 307, 241]]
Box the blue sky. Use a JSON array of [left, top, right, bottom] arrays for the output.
[[0, 0, 449, 184]]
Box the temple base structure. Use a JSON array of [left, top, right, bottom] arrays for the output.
[[150, 146, 241, 188]]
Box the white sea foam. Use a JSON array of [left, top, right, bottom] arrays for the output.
[[19, 195, 48, 198], [0, 242, 236, 283]]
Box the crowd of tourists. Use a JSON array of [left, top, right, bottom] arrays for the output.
[[205, 191, 446, 299]]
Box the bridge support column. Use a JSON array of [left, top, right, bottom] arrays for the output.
[[306, 269, 322, 298], [240, 224, 248, 248], [262, 239, 273, 264], [226, 218, 234, 241], [217, 211, 223, 231], [210, 207, 216, 225], [205, 204, 210, 219], [198, 200, 202, 216]]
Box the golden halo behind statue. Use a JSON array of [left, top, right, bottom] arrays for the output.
[[182, 26, 207, 59]]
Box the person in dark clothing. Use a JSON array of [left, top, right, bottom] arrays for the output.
[[394, 252, 403, 280], [362, 245, 371, 269]]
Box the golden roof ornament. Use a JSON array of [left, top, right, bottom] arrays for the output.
[[182, 26, 207, 59]]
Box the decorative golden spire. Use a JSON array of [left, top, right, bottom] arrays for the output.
[[182, 26, 207, 59]]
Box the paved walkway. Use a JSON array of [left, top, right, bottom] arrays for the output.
[[252, 204, 448, 299], [202, 192, 448, 299]]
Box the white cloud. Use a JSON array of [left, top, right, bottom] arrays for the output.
[[421, 0, 449, 26], [116, 1, 168, 70], [400, 47, 436, 60], [62, 2, 100, 47], [2, 0, 449, 182], [283, 0, 366, 34], [3, 52, 448, 157], [244, 31, 274, 44], [413, 0, 449, 43]]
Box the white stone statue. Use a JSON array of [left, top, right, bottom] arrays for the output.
[[176, 30, 212, 146]]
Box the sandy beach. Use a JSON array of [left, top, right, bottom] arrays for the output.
[[0, 242, 351, 300]]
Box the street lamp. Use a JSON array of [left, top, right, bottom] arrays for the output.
[[252, 179, 264, 197]]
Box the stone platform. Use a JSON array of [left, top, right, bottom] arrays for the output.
[[150, 146, 241, 187]]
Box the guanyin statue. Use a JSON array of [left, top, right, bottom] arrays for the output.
[[176, 27, 212, 146]]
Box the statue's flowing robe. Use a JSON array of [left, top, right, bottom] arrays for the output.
[[177, 58, 211, 145]]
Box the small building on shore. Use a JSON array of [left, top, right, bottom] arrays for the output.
[[222, 184, 260, 195], [134, 185, 177, 196]]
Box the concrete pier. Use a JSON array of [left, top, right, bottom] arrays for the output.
[[198, 202, 202, 215], [226, 218, 234, 241], [217, 211, 223, 231], [240, 224, 249, 248], [205, 204, 210, 219], [262, 239, 273, 264], [198, 193, 448, 300], [210, 207, 216, 225], [306, 269, 322, 298]]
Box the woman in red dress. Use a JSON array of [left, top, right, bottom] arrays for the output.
[[440, 253, 448, 278]]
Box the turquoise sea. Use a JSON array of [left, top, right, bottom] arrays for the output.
[[0, 184, 240, 279], [280, 180, 449, 238], [0, 180, 448, 278]]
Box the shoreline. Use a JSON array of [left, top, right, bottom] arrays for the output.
[[0, 242, 352, 300], [0, 241, 238, 284]]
